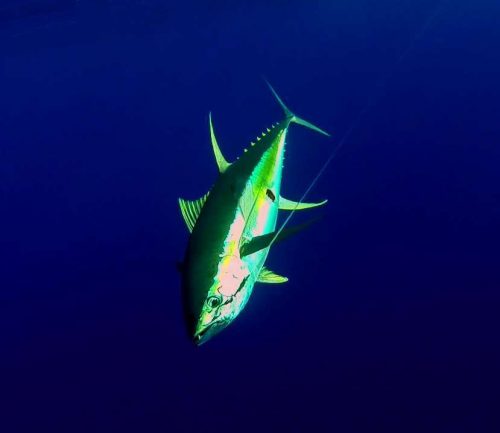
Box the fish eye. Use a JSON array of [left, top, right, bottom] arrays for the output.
[[207, 296, 221, 309]]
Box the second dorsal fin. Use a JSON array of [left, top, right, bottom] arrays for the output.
[[209, 113, 230, 173]]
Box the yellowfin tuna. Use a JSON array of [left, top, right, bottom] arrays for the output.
[[179, 83, 329, 345]]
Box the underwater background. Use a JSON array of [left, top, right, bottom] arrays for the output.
[[2, 0, 500, 431]]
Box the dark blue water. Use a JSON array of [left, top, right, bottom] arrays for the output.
[[2, 1, 499, 431]]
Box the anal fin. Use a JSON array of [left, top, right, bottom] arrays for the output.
[[279, 196, 327, 211]]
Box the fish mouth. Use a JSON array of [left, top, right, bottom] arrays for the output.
[[192, 332, 208, 346], [193, 326, 217, 346], [193, 320, 228, 346]]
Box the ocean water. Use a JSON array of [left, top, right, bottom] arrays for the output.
[[1, 1, 499, 432]]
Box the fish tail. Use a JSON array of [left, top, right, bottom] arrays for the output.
[[265, 80, 330, 137]]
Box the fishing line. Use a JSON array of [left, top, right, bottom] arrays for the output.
[[268, 0, 448, 248]]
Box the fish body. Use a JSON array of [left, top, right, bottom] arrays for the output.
[[179, 84, 329, 345]]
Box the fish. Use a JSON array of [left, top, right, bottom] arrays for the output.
[[178, 83, 329, 345]]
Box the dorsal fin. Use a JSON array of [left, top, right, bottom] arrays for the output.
[[209, 113, 230, 173], [279, 196, 328, 211], [257, 267, 288, 284], [178, 192, 210, 232]]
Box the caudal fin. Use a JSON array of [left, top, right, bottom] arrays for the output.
[[265, 80, 330, 137]]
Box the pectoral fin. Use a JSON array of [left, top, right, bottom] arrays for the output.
[[279, 196, 327, 211], [239, 180, 258, 220], [257, 267, 288, 284], [209, 113, 230, 173], [178, 192, 210, 232], [240, 217, 319, 257]]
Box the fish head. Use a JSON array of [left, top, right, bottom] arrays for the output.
[[188, 254, 253, 346]]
